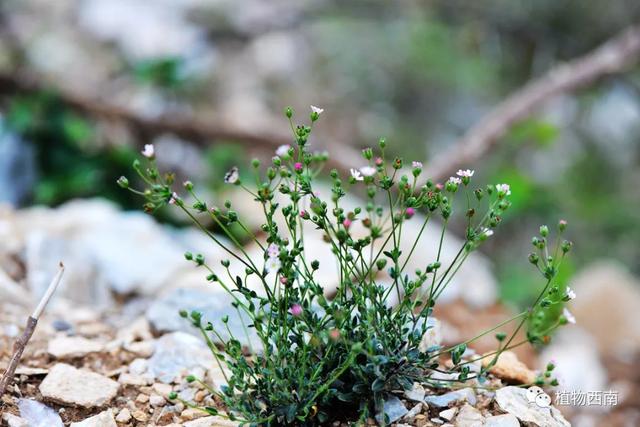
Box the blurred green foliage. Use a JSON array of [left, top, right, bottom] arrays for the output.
[[4, 93, 139, 207]]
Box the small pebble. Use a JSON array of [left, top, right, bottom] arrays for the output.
[[115, 408, 131, 423]]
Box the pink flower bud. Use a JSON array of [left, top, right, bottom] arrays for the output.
[[280, 276, 288, 285], [294, 162, 303, 172], [290, 304, 303, 317], [405, 207, 415, 218], [342, 218, 352, 228]]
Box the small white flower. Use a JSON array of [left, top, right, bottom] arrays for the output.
[[266, 257, 281, 273], [267, 243, 279, 258], [496, 183, 511, 195], [224, 167, 239, 184], [563, 308, 576, 324], [141, 144, 155, 158], [168, 192, 179, 205], [481, 227, 494, 237], [566, 287, 576, 300], [276, 144, 290, 157], [359, 166, 376, 177], [412, 161, 423, 168], [448, 177, 462, 185], [456, 169, 475, 178], [350, 168, 363, 181], [310, 105, 324, 115]]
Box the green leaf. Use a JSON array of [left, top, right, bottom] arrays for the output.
[[372, 377, 386, 392]]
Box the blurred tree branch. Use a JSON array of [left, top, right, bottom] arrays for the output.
[[0, 25, 639, 180], [0, 71, 361, 171], [424, 24, 640, 181]]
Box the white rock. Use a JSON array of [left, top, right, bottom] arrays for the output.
[[418, 317, 442, 352], [183, 416, 239, 426], [484, 414, 519, 427], [454, 404, 484, 427], [425, 388, 476, 408], [17, 399, 63, 427], [375, 396, 408, 425], [118, 372, 154, 386], [39, 363, 119, 408], [48, 336, 105, 358], [439, 407, 457, 420], [404, 382, 426, 401], [78, 0, 208, 62], [147, 332, 217, 384], [129, 358, 149, 375], [115, 408, 131, 423], [0, 267, 31, 307], [3, 413, 29, 427], [495, 386, 570, 427], [149, 394, 166, 407], [539, 328, 607, 397], [146, 287, 257, 347], [70, 410, 117, 427], [403, 403, 422, 421], [571, 261, 640, 356], [18, 199, 209, 299]]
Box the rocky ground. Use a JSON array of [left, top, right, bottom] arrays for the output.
[[0, 299, 569, 426], [1, 199, 640, 426]]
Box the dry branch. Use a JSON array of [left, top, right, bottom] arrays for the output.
[[0, 263, 65, 397], [0, 72, 361, 171], [424, 24, 640, 182], [1, 25, 639, 181]]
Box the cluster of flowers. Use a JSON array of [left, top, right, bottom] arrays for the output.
[[119, 105, 574, 426]]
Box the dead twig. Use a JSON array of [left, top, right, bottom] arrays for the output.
[[0, 263, 65, 397], [424, 24, 640, 182]]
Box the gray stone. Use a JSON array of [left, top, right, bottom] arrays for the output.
[[2, 413, 28, 427], [484, 414, 520, 427], [147, 332, 217, 384], [439, 407, 457, 420], [39, 363, 119, 408], [115, 408, 131, 423], [403, 403, 422, 421], [17, 399, 63, 427], [454, 404, 484, 427], [425, 388, 476, 408], [0, 119, 36, 206], [375, 395, 408, 425], [495, 386, 570, 427], [70, 410, 117, 427], [418, 317, 443, 353], [404, 382, 426, 402], [48, 336, 105, 358], [146, 287, 257, 347], [183, 416, 239, 426]]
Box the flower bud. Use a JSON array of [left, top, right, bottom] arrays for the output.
[[528, 253, 539, 265], [558, 219, 567, 232], [184, 252, 193, 261], [539, 225, 549, 237], [285, 106, 293, 118], [183, 180, 193, 191], [117, 176, 129, 188]]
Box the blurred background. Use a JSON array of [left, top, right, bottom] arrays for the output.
[[0, 1, 639, 425]]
